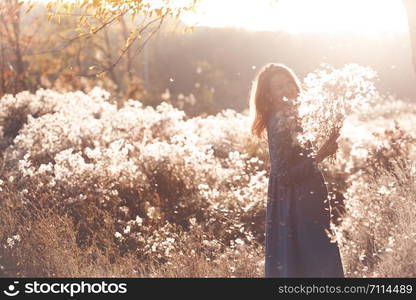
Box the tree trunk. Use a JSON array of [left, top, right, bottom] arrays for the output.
[[403, 0, 416, 74], [103, 27, 120, 90], [0, 29, 5, 95], [12, 1, 27, 93], [120, 16, 133, 82]]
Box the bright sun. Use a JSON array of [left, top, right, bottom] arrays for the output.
[[181, 0, 408, 34]]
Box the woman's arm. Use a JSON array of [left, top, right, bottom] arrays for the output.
[[285, 130, 340, 183], [267, 115, 292, 186], [315, 128, 340, 163]]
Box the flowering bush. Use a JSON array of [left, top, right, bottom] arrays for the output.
[[326, 97, 416, 277], [0, 86, 267, 276]]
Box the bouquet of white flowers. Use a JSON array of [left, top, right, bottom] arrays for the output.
[[291, 63, 380, 158]]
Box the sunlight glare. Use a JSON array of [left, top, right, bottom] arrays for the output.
[[181, 0, 408, 34]]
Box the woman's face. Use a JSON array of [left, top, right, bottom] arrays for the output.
[[268, 72, 295, 107]]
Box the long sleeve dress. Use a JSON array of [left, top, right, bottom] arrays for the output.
[[264, 111, 345, 278]]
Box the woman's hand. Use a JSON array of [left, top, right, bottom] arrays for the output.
[[315, 127, 340, 163]]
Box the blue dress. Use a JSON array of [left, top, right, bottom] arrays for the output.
[[265, 111, 344, 278]]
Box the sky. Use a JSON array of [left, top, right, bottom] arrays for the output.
[[26, 0, 409, 35], [181, 0, 408, 34]]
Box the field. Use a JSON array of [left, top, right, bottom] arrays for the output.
[[1, 66, 415, 277]]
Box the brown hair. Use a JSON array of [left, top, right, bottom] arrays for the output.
[[249, 63, 301, 139]]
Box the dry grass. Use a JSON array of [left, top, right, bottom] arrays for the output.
[[0, 201, 263, 278]]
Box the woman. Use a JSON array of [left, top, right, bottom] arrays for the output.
[[249, 63, 345, 278]]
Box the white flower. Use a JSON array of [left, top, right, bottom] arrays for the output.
[[134, 216, 143, 226], [6, 235, 21, 248], [235, 238, 245, 246], [189, 217, 197, 226]]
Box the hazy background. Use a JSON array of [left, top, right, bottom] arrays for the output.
[[149, 27, 416, 112], [2, 0, 415, 117]]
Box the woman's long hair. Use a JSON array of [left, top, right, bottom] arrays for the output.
[[249, 63, 301, 139]]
